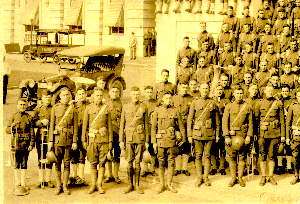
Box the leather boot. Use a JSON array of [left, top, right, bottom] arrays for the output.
[[194, 0, 202, 14], [268, 160, 277, 185], [195, 159, 203, 187], [88, 168, 97, 194], [135, 169, 144, 194], [204, 158, 211, 186], [157, 168, 165, 194], [54, 170, 62, 195], [97, 167, 105, 194], [259, 161, 267, 186], [63, 171, 71, 195], [290, 162, 299, 185], [124, 168, 134, 194], [167, 166, 177, 193], [228, 160, 237, 187], [237, 161, 246, 187], [113, 162, 121, 184]]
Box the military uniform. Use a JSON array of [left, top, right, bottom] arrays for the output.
[[257, 98, 285, 185], [176, 65, 195, 85], [144, 31, 153, 57], [284, 49, 300, 68], [222, 100, 253, 187], [258, 33, 277, 54], [281, 74, 296, 89], [237, 32, 257, 54], [193, 65, 214, 85], [216, 31, 237, 52], [272, 17, 289, 36], [119, 101, 149, 193], [260, 51, 280, 70], [188, 97, 220, 186], [196, 50, 216, 66], [49, 102, 78, 194], [286, 100, 300, 184], [223, 65, 246, 86], [176, 46, 196, 67], [253, 17, 271, 35], [236, 15, 254, 36], [223, 15, 238, 34], [254, 71, 270, 88], [154, 82, 176, 101], [242, 51, 258, 73], [197, 31, 215, 51], [276, 34, 292, 54], [151, 104, 185, 193], [81, 102, 112, 193], [218, 50, 235, 68]]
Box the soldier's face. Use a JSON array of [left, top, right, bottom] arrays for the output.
[[279, 0, 285, 6], [198, 58, 205, 67], [162, 94, 172, 106], [76, 90, 86, 101], [181, 58, 189, 67], [93, 90, 104, 104], [283, 64, 291, 74], [161, 71, 169, 82], [283, 27, 290, 35], [28, 80, 35, 88], [189, 80, 198, 91], [17, 100, 27, 112], [270, 76, 279, 86], [265, 86, 274, 98], [221, 76, 229, 87], [131, 90, 140, 102], [244, 74, 252, 84], [97, 80, 106, 90], [263, 1, 269, 8], [279, 12, 285, 19], [281, 88, 290, 98], [224, 43, 231, 51], [290, 42, 297, 51], [109, 88, 120, 100], [249, 85, 258, 97], [227, 8, 233, 15], [235, 57, 242, 65], [178, 84, 188, 96], [243, 25, 250, 32], [202, 42, 209, 50], [243, 9, 249, 16], [267, 45, 274, 53], [297, 0, 300, 6], [222, 24, 229, 32], [234, 90, 244, 101], [183, 39, 190, 48], [258, 11, 264, 18], [264, 25, 271, 33], [41, 95, 51, 107], [143, 88, 153, 100], [245, 44, 252, 52], [200, 84, 209, 97], [260, 61, 267, 71], [200, 23, 206, 31], [60, 90, 71, 104], [215, 86, 224, 97], [297, 92, 300, 103]]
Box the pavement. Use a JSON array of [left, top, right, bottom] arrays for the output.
[[2, 54, 300, 204]]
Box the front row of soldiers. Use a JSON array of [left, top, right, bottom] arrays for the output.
[[7, 80, 300, 196]]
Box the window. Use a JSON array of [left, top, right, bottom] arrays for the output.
[[109, 27, 124, 35]]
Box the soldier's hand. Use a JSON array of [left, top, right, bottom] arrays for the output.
[[28, 146, 33, 151], [281, 137, 286, 143], [72, 142, 77, 150], [225, 137, 231, 145], [286, 138, 290, 145], [245, 136, 251, 145], [188, 137, 193, 144]]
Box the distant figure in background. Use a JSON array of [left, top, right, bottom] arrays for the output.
[[144, 29, 153, 57], [129, 32, 137, 60], [2, 43, 10, 104], [151, 28, 157, 56]]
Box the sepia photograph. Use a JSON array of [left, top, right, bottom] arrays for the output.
[[1, 0, 300, 203]]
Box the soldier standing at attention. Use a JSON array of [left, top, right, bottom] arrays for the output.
[[176, 57, 195, 85], [286, 89, 300, 185], [32, 91, 54, 188], [154, 69, 176, 101], [105, 86, 122, 184], [189, 79, 200, 99], [188, 83, 220, 186], [219, 74, 233, 101], [151, 91, 185, 193], [129, 32, 137, 60], [49, 88, 78, 195], [222, 86, 253, 187], [81, 88, 112, 194], [176, 36, 196, 68], [144, 29, 152, 57], [70, 88, 88, 185], [257, 86, 285, 186], [141, 86, 158, 177], [119, 87, 149, 194], [7, 98, 35, 195], [223, 6, 238, 35], [253, 9, 271, 35], [196, 21, 215, 51], [173, 83, 193, 176]]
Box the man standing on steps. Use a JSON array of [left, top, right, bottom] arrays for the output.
[[151, 91, 185, 194], [222, 86, 253, 187], [129, 32, 137, 60], [49, 88, 78, 195], [119, 87, 149, 194], [257, 86, 285, 186], [154, 69, 176, 101], [144, 29, 152, 57], [81, 88, 112, 194], [176, 36, 196, 68], [187, 83, 220, 187]]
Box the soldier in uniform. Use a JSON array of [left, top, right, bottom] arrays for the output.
[[151, 91, 185, 193], [260, 42, 280, 71], [283, 39, 300, 72], [197, 21, 215, 51], [81, 88, 112, 194], [218, 41, 235, 68], [176, 36, 196, 68], [7, 98, 35, 195], [70, 88, 88, 185], [105, 86, 122, 184], [188, 83, 220, 186], [119, 87, 149, 194], [176, 57, 195, 85], [241, 72, 253, 98], [219, 74, 233, 101], [254, 60, 272, 88], [286, 89, 300, 184], [268, 75, 282, 97], [189, 79, 200, 99], [32, 91, 54, 188], [193, 56, 214, 85], [257, 23, 277, 54], [223, 6, 238, 34], [216, 23, 237, 53], [253, 9, 271, 35], [197, 39, 216, 67], [237, 24, 257, 55], [276, 25, 292, 55], [141, 86, 158, 177], [144, 29, 153, 57], [222, 86, 253, 187], [242, 42, 259, 73], [154, 69, 176, 100], [173, 84, 193, 176], [236, 6, 254, 36], [257, 86, 285, 186], [280, 62, 296, 89], [272, 8, 289, 36], [95, 76, 109, 101], [261, 0, 274, 20], [129, 32, 137, 60], [49, 88, 78, 195], [223, 55, 246, 86]]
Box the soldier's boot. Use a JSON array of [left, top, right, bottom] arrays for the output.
[[113, 162, 121, 184], [195, 160, 203, 187], [157, 168, 165, 194], [286, 156, 294, 174], [194, 0, 202, 14], [167, 166, 177, 193], [37, 169, 44, 188], [124, 168, 134, 194], [45, 168, 55, 188], [237, 161, 246, 187], [135, 169, 144, 194], [54, 170, 62, 195], [290, 162, 299, 185], [141, 161, 148, 177], [20, 169, 29, 195], [104, 162, 114, 183], [173, 0, 181, 13], [149, 157, 157, 176], [156, 0, 163, 14], [228, 160, 237, 187], [97, 167, 105, 194], [88, 168, 97, 194], [219, 3, 228, 15], [268, 160, 277, 185], [78, 163, 86, 183], [182, 154, 190, 176], [259, 161, 267, 186], [62, 171, 71, 195], [14, 169, 21, 187], [204, 159, 212, 186], [219, 156, 226, 175], [71, 163, 78, 179]]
